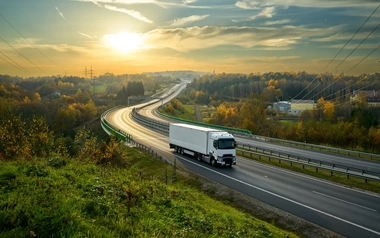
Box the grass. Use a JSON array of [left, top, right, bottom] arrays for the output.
[[237, 150, 380, 194], [0, 146, 298, 238], [199, 105, 215, 123]]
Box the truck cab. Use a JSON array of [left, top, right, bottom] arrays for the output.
[[208, 132, 237, 167]]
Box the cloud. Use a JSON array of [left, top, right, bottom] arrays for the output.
[[104, 5, 153, 23], [250, 7, 275, 20], [75, 0, 157, 4], [232, 6, 276, 22], [235, 1, 260, 10], [170, 15, 209, 27], [235, 0, 379, 9], [142, 25, 337, 52], [78, 31, 93, 39], [264, 19, 291, 25], [55, 7, 66, 20], [74, 0, 211, 9], [2, 37, 91, 54], [242, 55, 300, 62]]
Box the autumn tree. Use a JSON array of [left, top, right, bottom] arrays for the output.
[[239, 95, 267, 134], [0, 107, 53, 160], [367, 127, 380, 153], [323, 101, 335, 122]]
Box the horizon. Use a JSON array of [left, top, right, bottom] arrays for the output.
[[1, 0, 379, 78]]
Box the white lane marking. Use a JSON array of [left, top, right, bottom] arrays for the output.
[[177, 156, 380, 236], [241, 158, 380, 199], [313, 191, 377, 212]]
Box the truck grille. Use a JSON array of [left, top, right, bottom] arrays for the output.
[[223, 158, 233, 164]]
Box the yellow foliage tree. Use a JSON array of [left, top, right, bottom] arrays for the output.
[[323, 101, 335, 122]]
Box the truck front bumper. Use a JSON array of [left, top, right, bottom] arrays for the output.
[[216, 157, 236, 166]]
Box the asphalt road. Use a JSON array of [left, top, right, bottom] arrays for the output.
[[105, 85, 380, 238], [236, 136, 380, 174]]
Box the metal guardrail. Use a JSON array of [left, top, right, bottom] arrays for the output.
[[101, 107, 133, 143], [131, 108, 169, 134], [155, 99, 380, 160], [100, 107, 173, 167], [238, 144, 380, 182], [100, 85, 380, 183], [245, 134, 380, 161], [130, 110, 380, 183], [238, 148, 380, 183]]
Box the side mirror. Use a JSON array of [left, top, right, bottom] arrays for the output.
[[234, 141, 237, 148], [213, 140, 218, 149]]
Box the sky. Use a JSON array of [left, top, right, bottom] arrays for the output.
[[0, 0, 379, 77]]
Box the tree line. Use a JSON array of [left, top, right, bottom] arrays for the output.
[[183, 72, 380, 153]]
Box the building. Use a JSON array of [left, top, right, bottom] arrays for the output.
[[273, 101, 291, 112], [288, 99, 315, 115], [351, 90, 380, 107]]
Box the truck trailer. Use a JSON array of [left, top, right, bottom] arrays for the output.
[[169, 123, 236, 167]]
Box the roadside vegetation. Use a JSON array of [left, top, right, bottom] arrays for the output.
[[0, 72, 305, 237], [0, 145, 299, 238], [160, 72, 380, 154], [158, 72, 380, 193]]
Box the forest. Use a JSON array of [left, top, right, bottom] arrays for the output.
[[173, 71, 380, 153], [2, 70, 380, 159], [0, 72, 179, 160]]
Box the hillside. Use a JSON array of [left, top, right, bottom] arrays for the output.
[[0, 145, 302, 238]]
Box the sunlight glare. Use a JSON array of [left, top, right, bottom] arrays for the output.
[[103, 32, 143, 52]]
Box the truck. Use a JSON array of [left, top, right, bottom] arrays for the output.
[[169, 123, 237, 167]]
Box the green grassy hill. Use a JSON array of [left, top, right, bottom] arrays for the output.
[[0, 146, 299, 238]]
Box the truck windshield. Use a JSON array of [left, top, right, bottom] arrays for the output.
[[217, 139, 236, 149]]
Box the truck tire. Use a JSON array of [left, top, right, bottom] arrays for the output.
[[211, 159, 216, 167], [180, 148, 184, 155], [197, 154, 202, 162]]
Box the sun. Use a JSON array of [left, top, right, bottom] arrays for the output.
[[103, 32, 143, 52]]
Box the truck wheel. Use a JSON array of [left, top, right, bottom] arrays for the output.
[[211, 159, 216, 167], [180, 148, 184, 155], [197, 154, 202, 162], [175, 146, 179, 153]]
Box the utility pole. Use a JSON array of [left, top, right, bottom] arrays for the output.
[[84, 66, 88, 79], [89, 66, 95, 94]]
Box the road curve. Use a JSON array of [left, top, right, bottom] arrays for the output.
[[105, 85, 380, 238]]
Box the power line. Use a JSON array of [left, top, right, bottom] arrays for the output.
[[292, 75, 320, 100], [0, 54, 25, 74], [324, 4, 380, 70], [0, 49, 29, 73], [324, 79, 380, 109], [0, 14, 66, 74], [347, 43, 380, 73], [0, 36, 46, 73], [333, 23, 380, 72], [318, 42, 380, 101], [300, 80, 322, 100], [301, 5, 380, 101]]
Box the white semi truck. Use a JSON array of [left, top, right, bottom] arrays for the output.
[[169, 123, 237, 167]]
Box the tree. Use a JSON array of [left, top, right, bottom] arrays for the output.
[[239, 95, 267, 134], [53, 107, 77, 133], [324, 101, 335, 122], [368, 127, 380, 153]]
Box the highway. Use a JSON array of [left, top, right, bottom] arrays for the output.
[[235, 137, 380, 174], [105, 84, 380, 238]]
